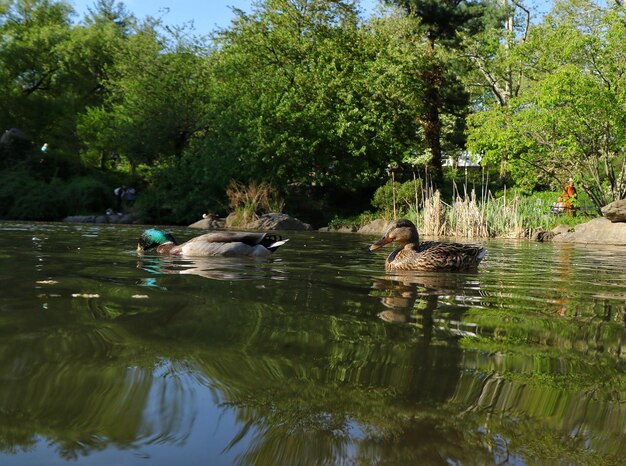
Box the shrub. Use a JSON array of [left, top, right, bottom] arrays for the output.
[[369, 181, 596, 239], [0, 169, 119, 220], [0, 170, 65, 220], [371, 178, 422, 217], [62, 176, 112, 214]]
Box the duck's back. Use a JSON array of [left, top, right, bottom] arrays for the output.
[[174, 232, 274, 257], [387, 241, 485, 271]]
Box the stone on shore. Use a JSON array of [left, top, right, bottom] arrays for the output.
[[318, 224, 358, 233], [63, 213, 137, 224], [552, 217, 626, 245], [601, 199, 626, 223], [533, 224, 574, 242], [358, 219, 389, 236], [227, 212, 313, 231], [188, 216, 226, 229], [532, 229, 556, 242], [552, 224, 573, 235]]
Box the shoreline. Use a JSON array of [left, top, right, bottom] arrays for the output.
[[55, 213, 626, 246]]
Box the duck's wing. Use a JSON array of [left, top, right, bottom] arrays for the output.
[[385, 241, 445, 270], [416, 241, 444, 252], [184, 231, 271, 245], [175, 232, 288, 257], [417, 243, 486, 271], [388, 243, 485, 271], [178, 241, 261, 257]]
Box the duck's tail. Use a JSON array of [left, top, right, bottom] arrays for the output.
[[261, 234, 289, 252], [266, 239, 289, 252]]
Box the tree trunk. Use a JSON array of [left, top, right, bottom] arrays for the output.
[[422, 40, 443, 188]]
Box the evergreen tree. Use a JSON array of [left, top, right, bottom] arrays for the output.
[[383, 0, 487, 187]]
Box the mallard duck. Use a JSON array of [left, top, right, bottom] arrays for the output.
[[137, 228, 288, 257], [369, 219, 486, 271]]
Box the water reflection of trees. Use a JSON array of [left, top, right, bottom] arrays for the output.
[[156, 274, 623, 464], [0, 272, 625, 464], [0, 326, 197, 460]]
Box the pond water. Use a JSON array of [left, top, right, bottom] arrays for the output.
[[0, 221, 624, 465]]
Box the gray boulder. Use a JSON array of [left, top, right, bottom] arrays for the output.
[[63, 213, 137, 224], [553, 217, 626, 245], [534, 224, 573, 242], [358, 219, 389, 236], [0, 128, 32, 160], [250, 213, 313, 231], [189, 215, 226, 229], [532, 229, 555, 242], [601, 199, 626, 223], [552, 224, 573, 235], [318, 224, 358, 233]]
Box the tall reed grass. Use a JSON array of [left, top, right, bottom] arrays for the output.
[[390, 179, 592, 239]]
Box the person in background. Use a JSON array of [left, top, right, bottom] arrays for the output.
[[560, 178, 577, 215], [38, 143, 48, 165], [114, 185, 126, 213], [125, 187, 136, 208]]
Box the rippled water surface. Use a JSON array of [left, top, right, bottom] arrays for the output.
[[0, 221, 624, 465]]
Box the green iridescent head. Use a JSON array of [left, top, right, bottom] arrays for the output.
[[137, 229, 177, 252]]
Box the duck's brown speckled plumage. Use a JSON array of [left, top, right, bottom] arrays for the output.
[[370, 219, 486, 272]]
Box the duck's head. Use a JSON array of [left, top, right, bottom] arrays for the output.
[[369, 219, 419, 251], [137, 228, 177, 252]]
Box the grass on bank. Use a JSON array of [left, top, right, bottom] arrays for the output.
[[331, 180, 596, 239], [225, 180, 285, 226]]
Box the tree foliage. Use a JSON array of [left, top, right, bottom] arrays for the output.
[[140, 0, 434, 223], [467, 0, 626, 209], [1, 0, 624, 224], [382, 0, 488, 186], [205, 0, 428, 192], [0, 0, 74, 145]]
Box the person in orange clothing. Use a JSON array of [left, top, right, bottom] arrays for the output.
[[560, 178, 577, 215]]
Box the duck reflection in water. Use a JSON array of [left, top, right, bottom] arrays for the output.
[[137, 255, 286, 282], [373, 274, 456, 326], [373, 272, 483, 342]]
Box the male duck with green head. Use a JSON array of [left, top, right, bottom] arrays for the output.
[[137, 228, 288, 257]]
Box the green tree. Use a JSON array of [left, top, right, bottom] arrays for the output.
[[462, 0, 532, 108], [458, 0, 534, 185], [382, 0, 487, 187], [0, 0, 133, 170], [78, 20, 213, 174], [0, 0, 74, 146], [467, 0, 626, 209], [71, 0, 135, 169], [207, 0, 428, 193]]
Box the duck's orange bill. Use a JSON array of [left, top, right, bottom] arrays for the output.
[[369, 236, 391, 251]]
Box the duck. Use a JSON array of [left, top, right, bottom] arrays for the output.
[[369, 219, 486, 271], [137, 228, 288, 257]]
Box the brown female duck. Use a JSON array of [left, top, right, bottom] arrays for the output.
[[369, 219, 486, 271]]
